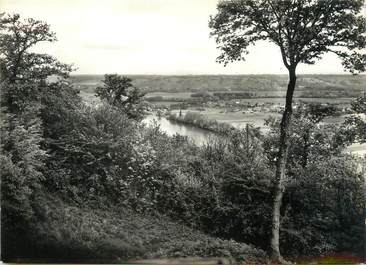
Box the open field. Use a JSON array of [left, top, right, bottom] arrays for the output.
[[150, 94, 357, 106], [75, 74, 365, 155], [171, 109, 281, 128], [77, 75, 359, 135], [73, 74, 364, 109], [71, 74, 366, 96]]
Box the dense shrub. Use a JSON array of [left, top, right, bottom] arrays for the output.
[[3, 78, 364, 260], [0, 89, 47, 259], [281, 156, 365, 256], [43, 103, 159, 207], [161, 105, 365, 257], [12, 192, 265, 262], [261, 104, 365, 256]]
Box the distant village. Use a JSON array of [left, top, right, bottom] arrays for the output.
[[147, 97, 356, 117]]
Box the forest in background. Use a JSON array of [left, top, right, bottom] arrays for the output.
[[72, 74, 366, 98]]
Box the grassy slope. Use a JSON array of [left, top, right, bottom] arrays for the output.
[[26, 194, 265, 263]]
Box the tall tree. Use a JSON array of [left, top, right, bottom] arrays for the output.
[[96, 74, 146, 120], [209, 0, 366, 260], [0, 13, 72, 85]]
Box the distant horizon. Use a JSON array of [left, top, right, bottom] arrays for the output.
[[70, 73, 366, 76]]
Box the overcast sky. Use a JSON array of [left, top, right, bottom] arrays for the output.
[[2, 0, 366, 75]]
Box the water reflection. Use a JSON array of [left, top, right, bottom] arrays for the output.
[[143, 115, 366, 156], [143, 115, 215, 146]]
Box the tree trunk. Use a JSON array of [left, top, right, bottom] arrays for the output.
[[270, 67, 297, 261]]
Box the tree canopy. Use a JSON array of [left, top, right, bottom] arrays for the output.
[[209, 0, 366, 260], [209, 0, 366, 73], [0, 13, 72, 84], [95, 74, 147, 120]]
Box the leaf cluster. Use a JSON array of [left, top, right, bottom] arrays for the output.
[[209, 0, 366, 73]]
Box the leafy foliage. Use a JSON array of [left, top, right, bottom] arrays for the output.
[[281, 155, 365, 255], [338, 94, 366, 144], [0, 13, 72, 259], [0, 104, 47, 257], [26, 194, 265, 262], [95, 74, 147, 120], [0, 13, 73, 84], [210, 1, 366, 258], [209, 0, 366, 73]]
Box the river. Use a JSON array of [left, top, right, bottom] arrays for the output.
[[143, 115, 217, 145], [143, 115, 366, 156]]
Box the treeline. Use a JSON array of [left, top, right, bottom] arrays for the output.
[[73, 74, 366, 95], [146, 91, 361, 105], [1, 13, 366, 263], [167, 111, 261, 137], [191, 92, 255, 99], [168, 111, 233, 134]]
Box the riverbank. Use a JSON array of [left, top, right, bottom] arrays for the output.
[[148, 112, 366, 156], [167, 111, 236, 136]]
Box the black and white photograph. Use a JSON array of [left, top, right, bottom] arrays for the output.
[[1, 0, 366, 264]]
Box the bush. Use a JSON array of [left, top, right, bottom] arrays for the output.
[[9, 192, 266, 263]]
